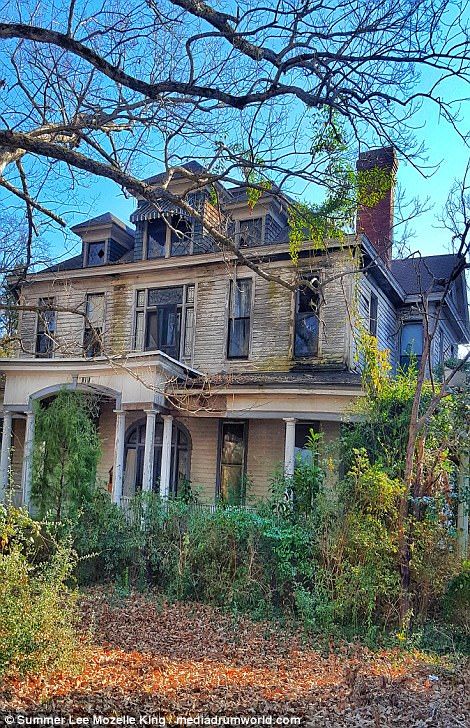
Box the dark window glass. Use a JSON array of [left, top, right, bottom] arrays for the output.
[[400, 322, 423, 370], [87, 241, 106, 266], [370, 293, 378, 337], [227, 279, 252, 359], [170, 215, 192, 256], [294, 285, 319, 358], [123, 419, 191, 498], [239, 217, 263, 248], [219, 422, 246, 505], [147, 219, 166, 258], [295, 422, 319, 465], [35, 298, 56, 357], [145, 286, 183, 359], [148, 287, 183, 306]]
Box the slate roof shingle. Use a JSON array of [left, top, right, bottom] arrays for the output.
[[71, 212, 134, 236], [391, 254, 461, 295]]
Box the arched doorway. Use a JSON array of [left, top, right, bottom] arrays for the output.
[[123, 417, 191, 498]]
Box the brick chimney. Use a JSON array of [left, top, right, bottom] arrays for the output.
[[356, 146, 398, 266]]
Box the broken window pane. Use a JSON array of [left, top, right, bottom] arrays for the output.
[[239, 217, 263, 248], [147, 218, 166, 258], [170, 215, 192, 256], [294, 284, 319, 358]]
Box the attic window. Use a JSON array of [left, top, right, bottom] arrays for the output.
[[87, 241, 107, 266], [147, 218, 166, 258], [239, 217, 263, 248]]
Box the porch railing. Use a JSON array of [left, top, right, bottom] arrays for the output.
[[119, 495, 256, 520]]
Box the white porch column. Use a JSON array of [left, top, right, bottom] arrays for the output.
[[0, 411, 13, 500], [112, 409, 126, 505], [21, 411, 35, 509], [283, 417, 297, 477], [160, 414, 173, 499], [142, 409, 157, 493]]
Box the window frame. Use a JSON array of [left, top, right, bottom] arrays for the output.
[[144, 214, 195, 260], [226, 277, 253, 360], [145, 217, 167, 260], [35, 297, 57, 358], [83, 292, 106, 358], [369, 292, 379, 337], [293, 280, 320, 359], [85, 239, 109, 267], [400, 320, 424, 370], [132, 283, 196, 361], [237, 216, 265, 248], [123, 417, 191, 498], [216, 419, 249, 505]]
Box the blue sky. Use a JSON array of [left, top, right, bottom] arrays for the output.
[[56, 120, 469, 264]]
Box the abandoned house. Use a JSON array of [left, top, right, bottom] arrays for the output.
[[0, 147, 469, 512]]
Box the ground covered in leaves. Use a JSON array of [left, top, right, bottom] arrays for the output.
[[1, 588, 469, 727]]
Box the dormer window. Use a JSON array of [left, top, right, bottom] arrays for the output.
[[147, 219, 166, 259], [87, 241, 107, 266], [170, 215, 192, 256], [239, 217, 263, 248]]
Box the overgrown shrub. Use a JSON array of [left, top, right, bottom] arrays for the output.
[[0, 505, 82, 679], [70, 486, 140, 586], [32, 389, 101, 519], [443, 560, 470, 633]]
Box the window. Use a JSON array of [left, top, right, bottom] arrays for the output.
[[87, 241, 107, 266], [134, 284, 195, 360], [147, 219, 166, 259], [239, 217, 263, 248], [227, 278, 252, 359], [170, 215, 192, 256], [369, 293, 378, 337], [294, 284, 319, 358], [438, 328, 445, 366], [123, 418, 191, 498], [295, 422, 319, 465], [35, 297, 56, 357], [400, 322, 423, 370], [218, 421, 247, 505], [83, 293, 105, 358]]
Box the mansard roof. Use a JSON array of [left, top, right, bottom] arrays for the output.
[[143, 161, 207, 186]]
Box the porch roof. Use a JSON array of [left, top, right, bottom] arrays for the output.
[[0, 351, 201, 411], [177, 367, 362, 391]]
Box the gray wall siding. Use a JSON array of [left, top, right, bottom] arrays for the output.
[[17, 249, 358, 371], [355, 274, 399, 371]]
